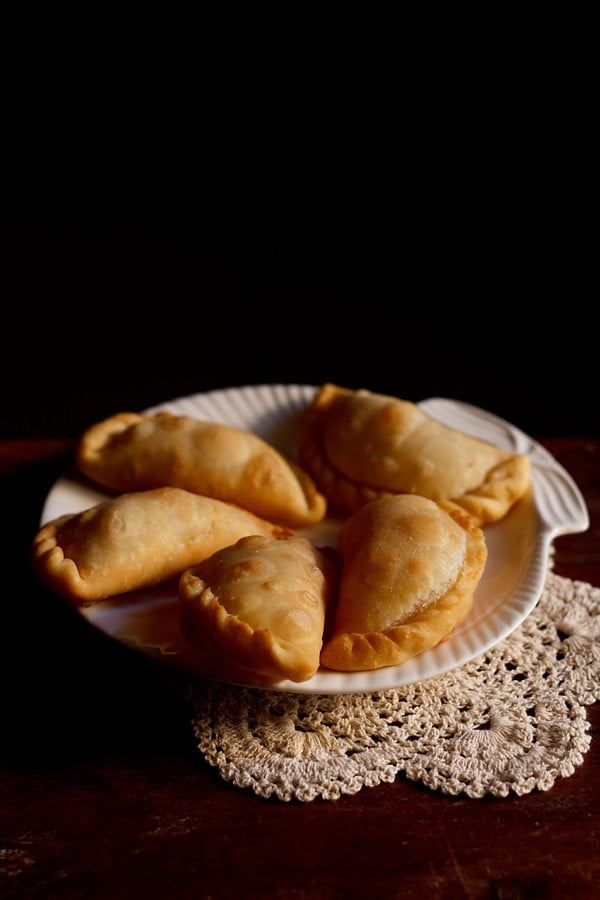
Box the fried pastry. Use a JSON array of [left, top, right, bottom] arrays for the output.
[[320, 494, 487, 672], [31, 487, 287, 605], [75, 410, 326, 528], [298, 383, 530, 525], [179, 534, 340, 683]]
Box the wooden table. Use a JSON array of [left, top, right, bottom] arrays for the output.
[[1, 437, 598, 899]]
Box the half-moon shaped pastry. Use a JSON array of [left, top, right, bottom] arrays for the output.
[[31, 487, 288, 605], [298, 383, 530, 525], [320, 494, 487, 672], [75, 410, 327, 528], [179, 534, 340, 683]]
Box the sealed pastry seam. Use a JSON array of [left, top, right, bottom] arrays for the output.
[[31, 487, 288, 605], [319, 494, 488, 672], [33, 387, 520, 682], [181, 580, 316, 682], [298, 383, 531, 525], [76, 410, 327, 527], [320, 530, 485, 671], [179, 534, 339, 683]]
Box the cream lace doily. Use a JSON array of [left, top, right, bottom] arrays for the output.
[[188, 573, 599, 802]]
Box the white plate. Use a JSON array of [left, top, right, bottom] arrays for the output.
[[40, 384, 590, 694]]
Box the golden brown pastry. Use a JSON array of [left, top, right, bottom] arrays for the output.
[[298, 383, 530, 525], [75, 410, 326, 528], [31, 487, 288, 605], [179, 534, 340, 683], [320, 494, 487, 672]]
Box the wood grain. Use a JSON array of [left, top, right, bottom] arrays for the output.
[[1, 437, 598, 898]]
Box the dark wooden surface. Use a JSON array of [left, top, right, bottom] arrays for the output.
[[0, 435, 598, 899]]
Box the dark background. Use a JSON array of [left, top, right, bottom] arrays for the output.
[[1, 154, 594, 440], [1, 0, 596, 442]]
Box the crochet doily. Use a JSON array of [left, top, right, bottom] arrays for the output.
[[188, 573, 599, 802]]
